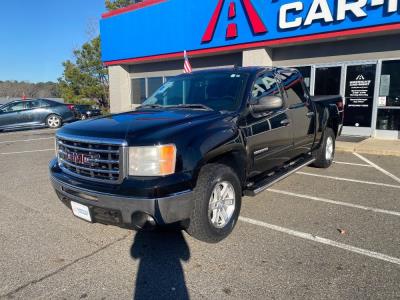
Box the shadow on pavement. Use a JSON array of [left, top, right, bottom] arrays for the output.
[[131, 230, 191, 300]]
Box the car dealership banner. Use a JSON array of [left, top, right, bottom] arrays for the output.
[[100, 0, 400, 65]]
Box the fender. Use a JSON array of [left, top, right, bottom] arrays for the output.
[[190, 126, 247, 186]]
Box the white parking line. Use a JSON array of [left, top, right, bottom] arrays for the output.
[[0, 137, 54, 144], [0, 129, 56, 136], [268, 189, 400, 217], [334, 161, 372, 167], [353, 152, 400, 184], [297, 172, 400, 189], [239, 216, 400, 266], [0, 149, 54, 155]]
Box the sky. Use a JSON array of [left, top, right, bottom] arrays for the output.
[[0, 0, 106, 83]]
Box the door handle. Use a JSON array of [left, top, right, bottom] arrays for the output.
[[280, 119, 290, 126], [306, 112, 315, 118]]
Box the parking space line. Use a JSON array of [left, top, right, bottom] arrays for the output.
[[0, 137, 54, 144], [334, 161, 372, 167], [268, 189, 400, 217], [0, 129, 56, 136], [0, 149, 54, 155], [353, 152, 400, 184], [297, 172, 400, 189], [239, 216, 400, 266]]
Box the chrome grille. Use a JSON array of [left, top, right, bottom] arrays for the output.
[[56, 134, 126, 184]]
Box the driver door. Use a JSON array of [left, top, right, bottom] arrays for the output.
[[245, 72, 293, 175], [0, 101, 29, 129]]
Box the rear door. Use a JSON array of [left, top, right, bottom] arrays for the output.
[[246, 72, 293, 175], [279, 70, 316, 157], [26, 100, 50, 125]]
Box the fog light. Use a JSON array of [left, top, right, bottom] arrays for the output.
[[131, 212, 156, 230]]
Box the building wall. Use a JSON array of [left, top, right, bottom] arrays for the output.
[[272, 34, 400, 66]]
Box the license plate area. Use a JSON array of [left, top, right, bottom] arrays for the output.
[[71, 201, 92, 222]]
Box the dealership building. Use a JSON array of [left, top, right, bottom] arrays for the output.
[[100, 0, 400, 139]]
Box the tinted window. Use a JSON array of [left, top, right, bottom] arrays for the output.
[[28, 100, 42, 109], [148, 77, 163, 96], [280, 71, 308, 107], [144, 72, 248, 112], [77, 105, 91, 110], [252, 73, 281, 99], [380, 60, 400, 107], [132, 78, 146, 104], [2, 102, 27, 112]]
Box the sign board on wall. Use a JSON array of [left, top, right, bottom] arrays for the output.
[[100, 0, 400, 65], [343, 64, 376, 128]]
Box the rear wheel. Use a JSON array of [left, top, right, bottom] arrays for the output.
[[46, 114, 62, 128], [185, 164, 242, 243], [81, 115, 87, 120], [311, 127, 335, 168]]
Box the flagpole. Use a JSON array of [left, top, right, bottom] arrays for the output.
[[183, 50, 186, 104]]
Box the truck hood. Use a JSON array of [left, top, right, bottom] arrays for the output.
[[59, 109, 228, 143]]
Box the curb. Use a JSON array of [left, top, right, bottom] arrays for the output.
[[336, 143, 400, 157]]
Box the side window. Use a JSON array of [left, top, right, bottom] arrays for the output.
[[252, 73, 281, 99], [28, 100, 41, 109], [3, 102, 26, 112], [280, 71, 308, 107]]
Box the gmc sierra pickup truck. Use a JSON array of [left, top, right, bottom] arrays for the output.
[[49, 67, 343, 243]]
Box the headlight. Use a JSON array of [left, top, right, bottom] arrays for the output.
[[128, 144, 176, 176]]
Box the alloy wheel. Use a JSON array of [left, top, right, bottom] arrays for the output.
[[208, 181, 236, 229]]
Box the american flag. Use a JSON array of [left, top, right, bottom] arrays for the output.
[[183, 50, 192, 74]]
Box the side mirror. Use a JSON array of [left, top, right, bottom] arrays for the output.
[[251, 95, 283, 114]]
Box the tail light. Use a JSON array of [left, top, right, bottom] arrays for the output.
[[336, 100, 344, 111], [66, 104, 75, 111]]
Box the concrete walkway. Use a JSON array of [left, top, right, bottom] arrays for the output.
[[336, 137, 400, 156]]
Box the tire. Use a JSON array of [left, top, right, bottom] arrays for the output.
[[81, 115, 87, 120], [311, 127, 335, 168], [46, 114, 62, 129], [185, 163, 242, 243]]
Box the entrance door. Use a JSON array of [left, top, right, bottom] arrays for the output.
[[343, 64, 377, 134], [314, 66, 342, 96]]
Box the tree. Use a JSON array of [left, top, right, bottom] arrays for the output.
[[59, 0, 138, 108], [58, 37, 109, 107], [105, 0, 141, 11]]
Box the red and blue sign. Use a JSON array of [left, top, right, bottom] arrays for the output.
[[100, 0, 400, 65]]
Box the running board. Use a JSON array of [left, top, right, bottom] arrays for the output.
[[244, 156, 315, 197]]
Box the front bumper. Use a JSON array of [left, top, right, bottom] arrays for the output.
[[49, 161, 194, 228]]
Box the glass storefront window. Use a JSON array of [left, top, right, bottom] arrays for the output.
[[376, 109, 400, 131], [131, 78, 146, 104], [314, 67, 342, 96], [376, 60, 400, 132], [379, 60, 400, 107], [148, 77, 164, 96]]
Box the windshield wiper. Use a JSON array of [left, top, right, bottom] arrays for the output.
[[137, 104, 163, 109], [169, 104, 213, 111]]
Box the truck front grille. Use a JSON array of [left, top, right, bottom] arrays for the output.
[[56, 134, 126, 184]]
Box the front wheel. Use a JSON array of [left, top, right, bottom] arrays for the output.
[[311, 127, 335, 168], [46, 114, 62, 129], [185, 164, 242, 243]]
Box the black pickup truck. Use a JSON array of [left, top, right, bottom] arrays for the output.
[[49, 67, 343, 243]]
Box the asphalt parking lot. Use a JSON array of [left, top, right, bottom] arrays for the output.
[[0, 128, 399, 299]]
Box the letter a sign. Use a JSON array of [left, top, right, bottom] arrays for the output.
[[202, 0, 268, 43]]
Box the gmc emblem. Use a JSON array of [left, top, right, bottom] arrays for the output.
[[67, 152, 92, 165]]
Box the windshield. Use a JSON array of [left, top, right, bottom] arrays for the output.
[[143, 72, 248, 112]]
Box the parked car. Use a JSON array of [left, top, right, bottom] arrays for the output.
[[0, 99, 76, 131], [49, 67, 343, 243], [74, 105, 102, 120]]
